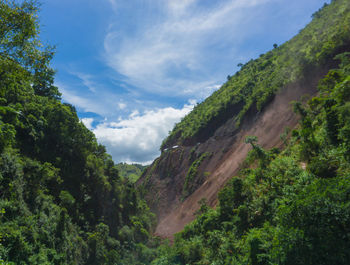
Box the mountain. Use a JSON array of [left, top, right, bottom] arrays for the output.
[[138, 0, 350, 239]]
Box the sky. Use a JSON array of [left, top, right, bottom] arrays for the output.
[[38, 0, 329, 165]]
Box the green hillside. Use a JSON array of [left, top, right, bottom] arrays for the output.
[[161, 0, 350, 150], [116, 163, 147, 183]]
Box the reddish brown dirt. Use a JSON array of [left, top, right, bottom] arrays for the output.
[[154, 79, 319, 239]]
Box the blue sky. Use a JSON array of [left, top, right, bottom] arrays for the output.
[[39, 0, 329, 164]]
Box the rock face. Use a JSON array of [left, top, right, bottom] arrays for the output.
[[137, 66, 331, 239]]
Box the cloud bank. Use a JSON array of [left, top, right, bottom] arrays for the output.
[[84, 101, 195, 164]]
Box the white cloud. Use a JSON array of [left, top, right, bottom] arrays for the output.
[[104, 0, 275, 98], [59, 85, 109, 116], [129, 110, 139, 118], [92, 101, 195, 164], [118, 102, 126, 110], [57, 79, 131, 117], [70, 71, 96, 92], [81, 118, 94, 129], [167, 0, 197, 16]]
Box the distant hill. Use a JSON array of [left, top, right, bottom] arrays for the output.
[[116, 163, 148, 183]]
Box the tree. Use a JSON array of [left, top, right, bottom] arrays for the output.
[[0, 0, 60, 99], [245, 136, 271, 169], [245, 135, 258, 147]]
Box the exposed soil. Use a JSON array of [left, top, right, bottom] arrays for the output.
[[138, 69, 329, 240]]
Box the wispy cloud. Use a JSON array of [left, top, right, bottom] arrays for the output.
[[108, 0, 118, 12], [167, 0, 197, 17], [91, 101, 195, 164], [70, 71, 97, 92], [57, 80, 122, 117], [104, 0, 275, 98], [59, 85, 108, 116]]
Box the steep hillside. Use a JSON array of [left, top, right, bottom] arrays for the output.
[[152, 52, 350, 264], [138, 0, 350, 238]]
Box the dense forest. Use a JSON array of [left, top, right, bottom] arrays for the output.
[[1, 0, 350, 264]]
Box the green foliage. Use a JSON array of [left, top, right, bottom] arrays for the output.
[[161, 0, 350, 150], [116, 162, 147, 183], [183, 152, 211, 198], [0, 0, 60, 100]]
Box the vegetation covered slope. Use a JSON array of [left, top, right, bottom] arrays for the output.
[[0, 1, 156, 264], [161, 0, 350, 150], [116, 163, 147, 183], [150, 51, 350, 265]]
